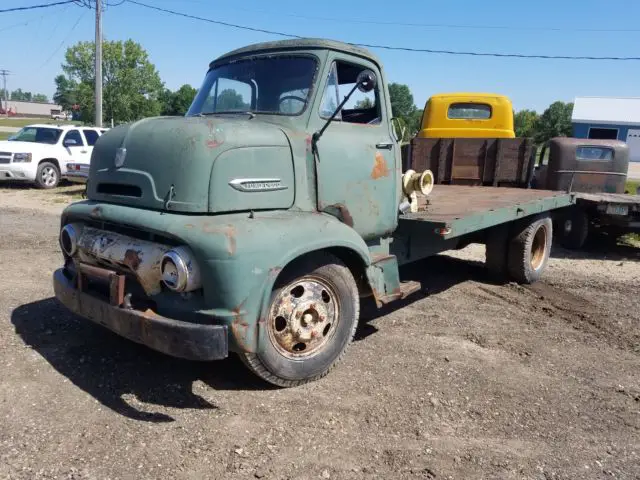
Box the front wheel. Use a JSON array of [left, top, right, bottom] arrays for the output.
[[35, 161, 60, 189], [240, 253, 360, 387]]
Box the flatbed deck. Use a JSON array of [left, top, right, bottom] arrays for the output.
[[574, 192, 640, 206], [399, 185, 574, 239]]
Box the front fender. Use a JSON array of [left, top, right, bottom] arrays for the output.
[[199, 210, 373, 354]]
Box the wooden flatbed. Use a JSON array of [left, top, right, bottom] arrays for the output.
[[399, 185, 575, 239]]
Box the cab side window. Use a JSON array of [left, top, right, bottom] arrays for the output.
[[83, 129, 100, 146], [319, 61, 381, 125], [63, 129, 84, 147]]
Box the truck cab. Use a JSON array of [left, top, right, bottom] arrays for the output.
[[53, 39, 572, 387], [417, 92, 515, 139]]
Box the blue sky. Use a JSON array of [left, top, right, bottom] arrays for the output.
[[2, 0, 639, 112]]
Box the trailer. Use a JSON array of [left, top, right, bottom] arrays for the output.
[[52, 38, 575, 387]]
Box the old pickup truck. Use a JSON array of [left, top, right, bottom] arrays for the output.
[[52, 39, 575, 387], [532, 137, 640, 249]]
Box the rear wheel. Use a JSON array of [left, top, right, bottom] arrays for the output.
[[35, 161, 60, 189], [241, 253, 359, 387], [507, 214, 553, 284], [557, 207, 589, 250]]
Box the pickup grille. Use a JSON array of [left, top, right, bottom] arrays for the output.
[[0, 152, 11, 164]]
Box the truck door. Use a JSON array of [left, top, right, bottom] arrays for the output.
[[310, 56, 400, 240]]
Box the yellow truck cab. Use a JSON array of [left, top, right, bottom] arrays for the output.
[[417, 92, 515, 138]]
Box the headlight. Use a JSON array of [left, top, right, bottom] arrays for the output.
[[160, 246, 202, 292], [60, 223, 82, 256], [13, 152, 32, 163]]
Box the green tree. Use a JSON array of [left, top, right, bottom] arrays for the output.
[[388, 83, 417, 119], [514, 109, 539, 138], [11, 89, 32, 101], [53, 74, 78, 111], [57, 39, 163, 124], [354, 97, 374, 109], [32, 93, 48, 103], [160, 84, 197, 116], [387, 83, 422, 141], [216, 89, 249, 111], [534, 101, 573, 144]]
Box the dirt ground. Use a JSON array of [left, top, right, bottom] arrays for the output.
[[0, 185, 639, 480]]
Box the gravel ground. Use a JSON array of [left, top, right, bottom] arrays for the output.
[[0, 187, 639, 480]]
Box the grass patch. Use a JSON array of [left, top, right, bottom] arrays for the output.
[[625, 180, 639, 195], [0, 132, 10, 141], [0, 117, 83, 128]]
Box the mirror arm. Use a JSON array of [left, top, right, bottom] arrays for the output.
[[312, 82, 361, 154]]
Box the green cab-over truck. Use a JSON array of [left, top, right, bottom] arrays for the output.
[[53, 39, 575, 387]]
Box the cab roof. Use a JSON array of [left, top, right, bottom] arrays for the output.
[[211, 38, 381, 68]]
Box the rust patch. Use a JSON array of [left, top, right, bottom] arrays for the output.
[[268, 266, 283, 278], [371, 151, 390, 179], [323, 203, 354, 228], [231, 305, 255, 353], [90, 206, 102, 218], [202, 224, 237, 256], [123, 249, 142, 271]]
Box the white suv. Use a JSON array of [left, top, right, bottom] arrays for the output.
[[0, 124, 107, 189]]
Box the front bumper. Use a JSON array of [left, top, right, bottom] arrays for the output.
[[0, 163, 35, 181], [53, 268, 229, 361]]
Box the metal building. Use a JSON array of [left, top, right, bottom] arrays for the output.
[[572, 96, 640, 162], [4, 100, 64, 118]]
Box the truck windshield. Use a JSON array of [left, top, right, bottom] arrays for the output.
[[187, 55, 318, 117], [10, 126, 63, 144]]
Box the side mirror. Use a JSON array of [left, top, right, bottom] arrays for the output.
[[64, 139, 78, 147], [357, 69, 376, 93]]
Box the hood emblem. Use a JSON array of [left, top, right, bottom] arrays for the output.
[[114, 147, 127, 168], [229, 178, 287, 192]]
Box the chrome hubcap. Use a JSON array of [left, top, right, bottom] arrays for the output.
[[41, 166, 57, 187], [268, 277, 339, 358]]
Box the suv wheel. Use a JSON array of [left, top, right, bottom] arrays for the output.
[[36, 162, 60, 189]]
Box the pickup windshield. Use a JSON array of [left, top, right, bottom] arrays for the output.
[[10, 126, 62, 144], [187, 55, 318, 117]]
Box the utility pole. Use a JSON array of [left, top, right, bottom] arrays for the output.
[[0, 69, 10, 117], [94, 0, 103, 127]]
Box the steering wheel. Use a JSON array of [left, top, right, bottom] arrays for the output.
[[279, 95, 306, 109]]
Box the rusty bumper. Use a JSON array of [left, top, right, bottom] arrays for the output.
[[52, 268, 228, 361]]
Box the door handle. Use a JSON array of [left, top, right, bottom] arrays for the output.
[[81, 150, 88, 153], [376, 142, 393, 150]]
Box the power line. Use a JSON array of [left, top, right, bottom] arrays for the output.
[[36, 10, 86, 71], [0, 1, 77, 14], [126, 0, 304, 39], [126, 0, 640, 61], [164, 0, 640, 34]]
